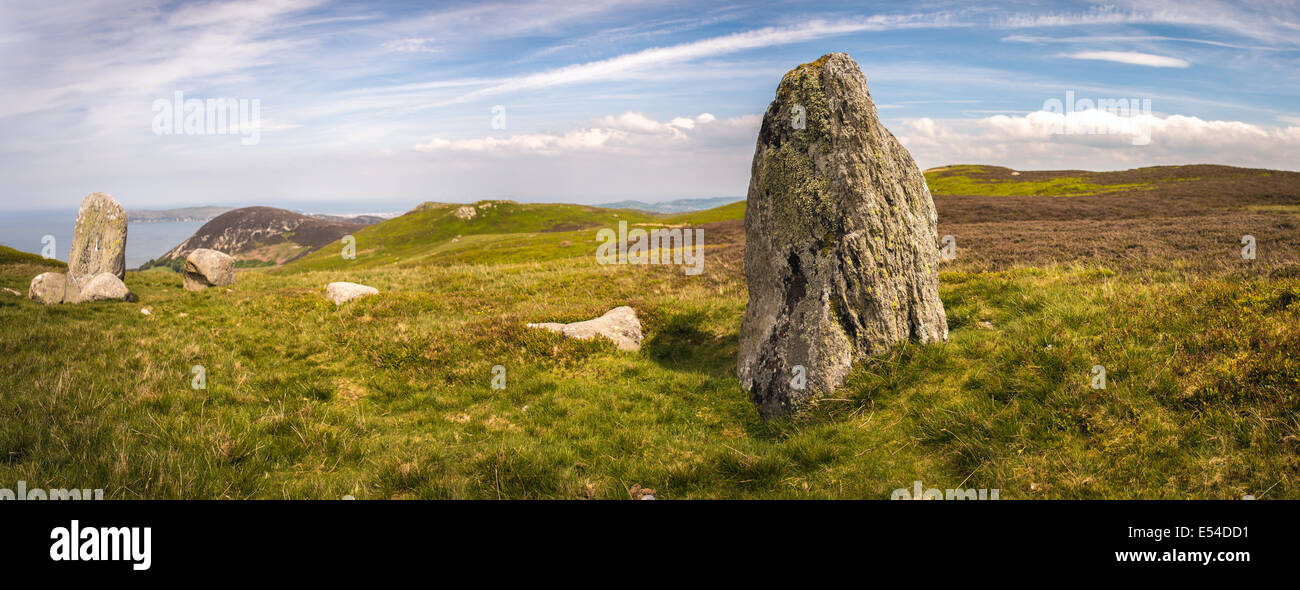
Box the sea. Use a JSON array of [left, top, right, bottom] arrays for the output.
[[0, 210, 205, 269]]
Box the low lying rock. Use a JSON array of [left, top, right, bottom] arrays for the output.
[[527, 306, 643, 351], [326, 282, 378, 305], [183, 248, 235, 291], [78, 272, 133, 302], [29, 272, 76, 304]]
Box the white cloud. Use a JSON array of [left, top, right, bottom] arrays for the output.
[[897, 109, 1300, 170], [1000, 1, 1300, 48], [414, 128, 624, 153], [1062, 51, 1190, 68], [382, 37, 440, 53], [413, 111, 758, 154], [427, 13, 965, 106]]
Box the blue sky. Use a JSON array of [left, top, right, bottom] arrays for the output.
[[2, 0, 1298, 211]]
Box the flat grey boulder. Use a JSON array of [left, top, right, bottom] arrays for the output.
[[183, 248, 235, 291], [738, 53, 948, 419], [77, 272, 132, 302], [67, 192, 128, 287], [29, 272, 76, 305], [527, 306, 643, 352], [326, 281, 378, 305]]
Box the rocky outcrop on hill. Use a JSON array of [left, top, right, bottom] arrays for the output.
[[527, 306, 644, 351], [183, 249, 236, 291], [737, 53, 948, 419], [150, 206, 365, 268]]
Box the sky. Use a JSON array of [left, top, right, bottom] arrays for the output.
[[1, 0, 1298, 212]]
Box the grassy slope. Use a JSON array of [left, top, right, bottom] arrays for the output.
[[1, 189, 1296, 499], [284, 200, 745, 271], [0, 245, 65, 269], [925, 164, 1192, 196]]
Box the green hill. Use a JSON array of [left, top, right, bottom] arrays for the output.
[[922, 164, 1270, 197], [283, 199, 745, 271], [0, 244, 65, 269]]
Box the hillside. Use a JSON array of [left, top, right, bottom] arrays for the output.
[[284, 199, 745, 271], [924, 163, 1296, 197], [594, 197, 740, 213], [143, 206, 369, 270], [0, 244, 65, 269], [1, 165, 1297, 499]]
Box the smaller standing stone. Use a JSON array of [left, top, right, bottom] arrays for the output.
[[183, 248, 236, 291], [326, 281, 378, 305], [29, 272, 76, 304], [527, 306, 643, 351], [77, 272, 133, 302]]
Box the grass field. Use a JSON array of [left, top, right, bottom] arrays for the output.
[[2, 166, 1298, 499]]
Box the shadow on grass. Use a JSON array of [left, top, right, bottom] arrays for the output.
[[643, 309, 737, 377]]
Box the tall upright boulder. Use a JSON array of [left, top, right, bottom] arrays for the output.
[[738, 53, 948, 419], [67, 192, 128, 287]]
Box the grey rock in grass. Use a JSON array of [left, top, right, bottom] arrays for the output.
[[527, 306, 643, 352], [77, 272, 133, 302], [326, 281, 378, 305], [67, 192, 128, 287], [183, 248, 235, 291], [29, 272, 77, 304], [738, 53, 948, 419]]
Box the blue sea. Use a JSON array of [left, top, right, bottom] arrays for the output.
[[0, 210, 205, 269]]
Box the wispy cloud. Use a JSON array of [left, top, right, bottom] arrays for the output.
[[898, 110, 1300, 170], [1000, 1, 1300, 48], [413, 112, 756, 154], [424, 13, 966, 106], [1062, 51, 1190, 68], [1003, 34, 1279, 51], [382, 37, 441, 53]]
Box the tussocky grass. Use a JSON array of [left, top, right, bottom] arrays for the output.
[[1, 229, 1295, 498]]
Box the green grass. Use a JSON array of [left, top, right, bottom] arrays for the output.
[[0, 245, 65, 269], [664, 200, 745, 224], [1245, 204, 1300, 213], [2, 231, 1295, 498], [284, 199, 745, 271], [923, 165, 1180, 197]]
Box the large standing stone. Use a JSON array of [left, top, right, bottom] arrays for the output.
[[737, 53, 948, 419], [183, 248, 236, 291], [29, 272, 76, 304], [67, 192, 128, 287]]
